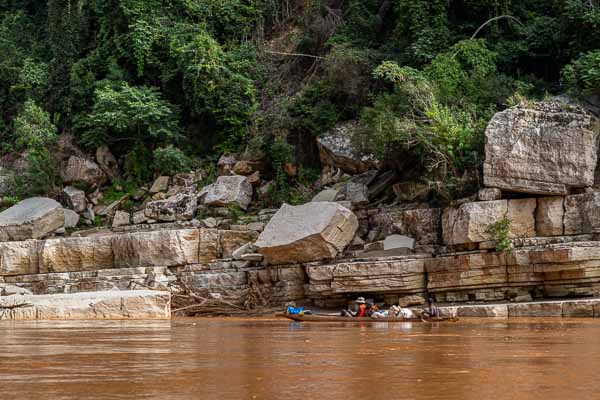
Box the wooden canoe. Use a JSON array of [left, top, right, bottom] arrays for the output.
[[278, 313, 458, 323]]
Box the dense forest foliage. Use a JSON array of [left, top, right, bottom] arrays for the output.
[[1, 0, 599, 200]]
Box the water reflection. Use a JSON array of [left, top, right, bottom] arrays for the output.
[[1, 318, 600, 399]]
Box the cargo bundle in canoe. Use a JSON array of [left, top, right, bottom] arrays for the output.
[[278, 313, 458, 323]]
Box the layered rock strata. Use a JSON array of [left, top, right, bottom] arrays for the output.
[[0, 290, 170, 320]]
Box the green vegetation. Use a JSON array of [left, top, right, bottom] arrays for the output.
[[0, 1, 598, 200], [487, 218, 513, 252]]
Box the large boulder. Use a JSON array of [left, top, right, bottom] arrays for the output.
[[201, 175, 253, 210], [317, 122, 382, 174], [483, 102, 598, 195], [144, 193, 198, 222], [255, 202, 358, 265], [61, 156, 108, 187], [0, 197, 64, 241]]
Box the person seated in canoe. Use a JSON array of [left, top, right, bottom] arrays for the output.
[[421, 297, 440, 318], [341, 297, 368, 317], [388, 305, 415, 319]]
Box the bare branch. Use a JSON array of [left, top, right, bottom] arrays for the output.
[[470, 15, 523, 40]]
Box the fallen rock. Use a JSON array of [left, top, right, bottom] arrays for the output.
[[61, 156, 108, 187], [0, 290, 171, 320], [112, 211, 130, 227], [149, 176, 170, 194], [383, 235, 415, 251], [344, 182, 369, 207], [95, 146, 120, 180], [232, 243, 257, 260], [132, 211, 148, 225], [144, 193, 198, 222], [201, 217, 218, 228], [63, 209, 80, 229], [217, 154, 237, 176], [478, 188, 502, 202], [0, 197, 64, 241], [201, 175, 253, 210], [220, 230, 258, 258], [312, 188, 339, 203], [59, 186, 87, 213], [536, 197, 564, 236], [483, 102, 598, 195], [317, 121, 381, 174], [256, 202, 358, 265], [246, 222, 265, 232], [241, 253, 263, 262]]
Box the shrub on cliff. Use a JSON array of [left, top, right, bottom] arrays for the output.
[[153, 146, 193, 176]]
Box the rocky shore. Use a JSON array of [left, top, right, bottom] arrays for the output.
[[2, 100, 600, 320]]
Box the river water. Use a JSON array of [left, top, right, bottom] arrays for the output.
[[2, 318, 600, 400]]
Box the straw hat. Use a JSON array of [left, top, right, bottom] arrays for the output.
[[355, 297, 366, 304]]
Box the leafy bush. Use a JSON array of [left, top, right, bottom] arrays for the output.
[[153, 146, 193, 176], [79, 81, 181, 148], [487, 218, 512, 252], [13, 100, 58, 151], [563, 50, 600, 95], [12, 148, 60, 197], [123, 145, 153, 184], [357, 40, 520, 179]]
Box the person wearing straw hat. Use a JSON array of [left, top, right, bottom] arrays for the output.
[[341, 297, 368, 317]]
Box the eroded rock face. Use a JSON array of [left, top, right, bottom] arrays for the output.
[[256, 202, 358, 265], [0, 240, 40, 276], [442, 199, 536, 245], [536, 197, 564, 236], [40, 236, 114, 273], [564, 192, 600, 235], [483, 102, 598, 195], [0, 290, 171, 320], [145, 193, 198, 222], [201, 175, 252, 210], [0, 197, 64, 241], [306, 258, 426, 297], [112, 229, 200, 268], [317, 122, 381, 174], [61, 156, 108, 187], [442, 201, 507, 245], [507, 198, 536, 238]]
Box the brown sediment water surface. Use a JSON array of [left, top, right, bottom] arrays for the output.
[[2, 317, 600, 399]]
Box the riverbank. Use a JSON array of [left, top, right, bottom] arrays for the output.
[[3, 289, 600, 320]]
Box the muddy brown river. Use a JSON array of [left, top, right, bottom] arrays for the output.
[[2, 318, 600, 399]]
